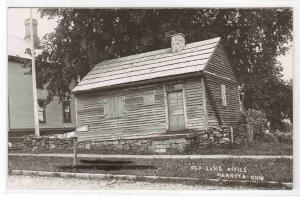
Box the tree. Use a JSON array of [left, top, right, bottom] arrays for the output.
[[27, 8, 293, 129]]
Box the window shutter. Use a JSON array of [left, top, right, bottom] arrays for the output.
[[104, 99, 114, 119], [104, 97, 125, 119], [115, 97, 125, 118], [114, 98, 120, 118], [221, 84, 227, 106], [108, 98, 115, 118], [103, 99, 109, 119], [121, 96, 125, 116], [143, 94, 155, 105]]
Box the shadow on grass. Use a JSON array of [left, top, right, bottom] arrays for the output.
[[57, 164, 157, 171], [79, 159, 134, 164], [57, 159, 156, 171]]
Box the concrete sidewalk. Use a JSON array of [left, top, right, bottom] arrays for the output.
[[9, 170, 293, 190], [8, 153, 293, 159]]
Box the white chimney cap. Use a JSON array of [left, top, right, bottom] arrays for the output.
[[171, 33, 185, 53]]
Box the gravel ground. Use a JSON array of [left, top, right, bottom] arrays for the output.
[[7, 175, 248, 190]]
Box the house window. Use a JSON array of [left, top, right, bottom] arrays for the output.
[[143, 94, 155, 105], [104, 97, 125, 119], [221, 84, 227, 106], [62, 101, 71, 123], [38, 100, 46, 123]]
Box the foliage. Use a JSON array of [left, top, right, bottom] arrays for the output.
[[25, 8, 293, 127], [279, 120, 293, 133], [235, 109, 267, 145], [245, 109, 268, 135]]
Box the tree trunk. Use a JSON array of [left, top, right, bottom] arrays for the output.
[[247, 124, 254, 145]]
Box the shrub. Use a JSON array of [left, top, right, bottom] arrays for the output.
[[280, 121, 293, 133], [235, 109, 269, 145], [261, 133, 278, 144], [245, 109, 268, 138]]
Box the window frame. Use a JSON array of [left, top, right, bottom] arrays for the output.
[[221, 84, 227, 106], [62, 101, 72, 123], [38, 99, 46, 123], [166, 83, 183, 93]]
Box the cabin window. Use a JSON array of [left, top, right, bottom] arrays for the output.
[[38, 100, 46, 123], [104, 97, 125, 119], [62, 101, 71, 123], [221, 84, 227, 106], [143, 94, 155, 105]]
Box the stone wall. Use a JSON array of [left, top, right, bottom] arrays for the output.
[[80, 137, 192, 154], [10, 135, 74, 151], [9, 127, 232, 153]]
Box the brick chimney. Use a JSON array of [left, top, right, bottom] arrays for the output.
[[171, 33, 185, 53], [24, 18, 38, 42]]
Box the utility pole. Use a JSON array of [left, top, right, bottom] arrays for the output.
[[30, 9, 40, 136]]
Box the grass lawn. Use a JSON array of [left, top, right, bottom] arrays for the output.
[[8, 154, 293, 186], [9, 141, 293, 155], [187, 141, 293, 155]]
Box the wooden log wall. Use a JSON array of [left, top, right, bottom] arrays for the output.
[[184, 78, 206, 130], [205, 75, 240, 127], [204, 43, 241, 127], [205, 44, 237, 82], [76, 77, 208, 139], [76, 83, 166, 137]]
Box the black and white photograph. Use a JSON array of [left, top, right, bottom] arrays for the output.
[[5, 1, 296, 195]]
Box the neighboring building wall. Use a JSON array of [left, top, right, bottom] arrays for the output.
[[8, 59, 76, 135], [8, 60, 35, 130], [39, 96, 76, 130]]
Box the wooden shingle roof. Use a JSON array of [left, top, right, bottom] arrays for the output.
[[73, 37, 221, 93]]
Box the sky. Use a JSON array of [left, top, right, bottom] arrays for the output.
[[7, 8, 293, 81]]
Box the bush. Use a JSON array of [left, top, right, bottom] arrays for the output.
[[235, 109, 269, 145], [234, 121, 248, 146], [245, 109, 268, 138], [261, 133, 278, 144], [280, 121, 293, 133]]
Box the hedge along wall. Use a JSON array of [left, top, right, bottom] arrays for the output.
[[10, 127, 232, 154]]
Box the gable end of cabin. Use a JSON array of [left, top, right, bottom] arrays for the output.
[[203, 43, 240, 128]]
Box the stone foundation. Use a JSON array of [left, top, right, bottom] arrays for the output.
[[9, 127, 232, 154], [78, 137, 191, 154]]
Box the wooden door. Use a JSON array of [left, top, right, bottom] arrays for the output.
[[167, 91, 186, 131]]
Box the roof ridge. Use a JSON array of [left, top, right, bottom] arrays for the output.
[[97, 37, 221, 67]]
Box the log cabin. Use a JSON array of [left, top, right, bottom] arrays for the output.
[[72, 34, 240, 153]]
